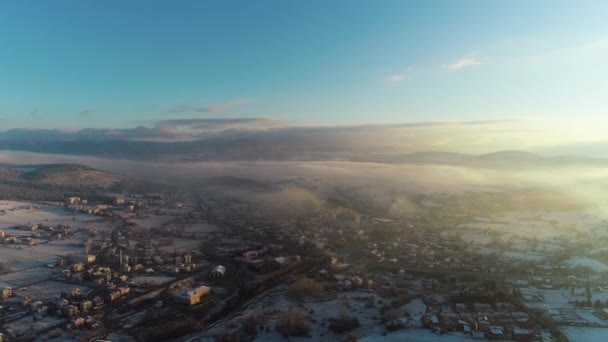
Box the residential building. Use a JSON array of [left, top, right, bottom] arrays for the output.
[[210, 265, 226, 278], [174, 286, 210, 305], [1, 287, 12, 299], [65, 197, 81, 205]]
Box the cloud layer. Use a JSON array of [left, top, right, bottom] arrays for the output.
[[443, 54, 481, 71], [167, 98, 252, 114]]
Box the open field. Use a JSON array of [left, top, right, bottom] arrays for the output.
[[156, 238, 202, 253], [459, 210, 608, 242], [18, 281, 90, 301], [0, 266, 53, 288], [563, 327, 608, 342], [0, 201, 115, 270]]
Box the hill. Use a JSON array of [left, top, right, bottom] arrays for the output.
[[20, 164, 129, 187]]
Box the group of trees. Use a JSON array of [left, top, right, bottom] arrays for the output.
[[276, 307, 310, 337], [287, 277, 324, 300]]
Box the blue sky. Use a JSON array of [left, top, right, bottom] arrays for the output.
[[0, 0, 607, 130]]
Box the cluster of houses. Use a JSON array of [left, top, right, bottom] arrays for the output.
[[234, 245, 299, 271], [421, 302, 537, 341], [0, 223, 73, 246]]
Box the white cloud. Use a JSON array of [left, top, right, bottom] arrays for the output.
[[386, 73, 407, 83], [588, 39, 608, 49], [443, 54, 481, 71]]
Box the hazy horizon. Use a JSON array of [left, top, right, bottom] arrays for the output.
[[1, 1, 607, 159]]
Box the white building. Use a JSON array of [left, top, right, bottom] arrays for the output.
[[174, 286, 210, 305], [1, 287, 12, 299], [210, 265, 226, 278]]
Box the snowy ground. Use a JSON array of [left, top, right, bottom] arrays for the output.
[[183, 222, 219, 234], [190, 286, 473, 342], [156, 238, 202, 253], [0, 244, 67, 270], [125, 213, 174, 230], [0, 201, 116, 270], [359, 330, 475, 342], [0, 204, 114, 232], [131, 275, 175, 286], [4, 315, 64, 338], [0, 266, 53, 288], [18, 281, 90, 301], [563, 257, 608, 272], [459, 209, 608, 241], [563, 327, 608, 341]]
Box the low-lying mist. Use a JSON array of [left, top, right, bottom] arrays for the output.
[[2, 149, 608, 219]]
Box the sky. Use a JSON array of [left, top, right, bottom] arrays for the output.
[[0, 1, 607, 141]]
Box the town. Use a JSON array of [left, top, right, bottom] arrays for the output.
[[1, 183, 608, 342]]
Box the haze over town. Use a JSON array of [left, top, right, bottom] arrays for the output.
[[1, 1, 608, 342]]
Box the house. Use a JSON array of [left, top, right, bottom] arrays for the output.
[[73, 317, 85, 329], [92, 296, 104, 307], [31, 301, 48, 316], [118, 287, 130, 295], [1, 287, 12, 299], [513, 327, 532, 341], [472, 331, 485, 340], [108, 291, 122, 302], [63, 305, 79, 318], [21, 238, 35, 245], [210, 265, 226, 278], [71, 288, 82, 297], [351, 276, 364, 288], [242, 250, 259, 260], [65, 197, 81, 205], [174, 286, 210, 305], [80, 300, 93, 312], [488, 326, 505, 340]]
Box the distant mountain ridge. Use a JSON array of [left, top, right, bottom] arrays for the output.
[[0, 163, 129, 187], [0, 136, 606, 167]]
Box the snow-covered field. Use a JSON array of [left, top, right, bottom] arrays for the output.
[[184, 222, 219, 234], [0, 203, 114, 232], [0, 267, 53, 288], [190, 285, 473, 342], [19, 281, 90, 301], [4, 315, 64, 338], [563, 327, 608, 341], [0, 201, 116, 270], [126, 213, 174, 230], [359, 330, 475, 342], [131, 275, 175, 286], [459, 209, 608, 241], [0, 244, 67, 269], [156, 238, 202, 253], [563, 257, 608, 272]]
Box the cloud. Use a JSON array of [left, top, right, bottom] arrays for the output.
[[155, 117, 285, 131], [386, 73, 407, 83], [0, 117, 594, 159], [443, 54, 481, 71], [0, 117, 286, 142], [588, 39, 608, 49], [167, 98, 252, 114]]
